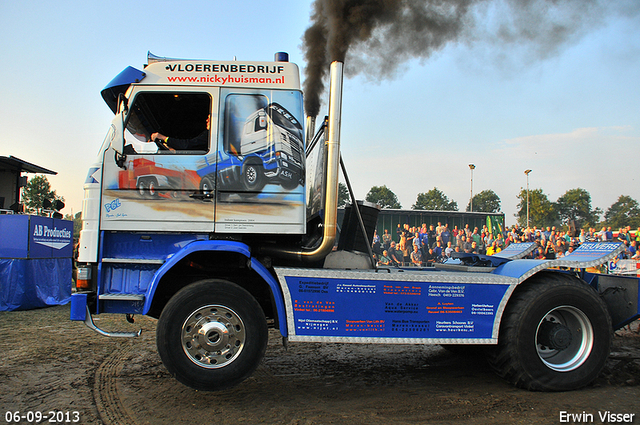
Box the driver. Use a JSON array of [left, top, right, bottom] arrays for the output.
[[150, 115, 210, 151]]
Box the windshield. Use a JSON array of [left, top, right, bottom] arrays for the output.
[[123, 92, 211, 153], [267, 103, 304, 142]]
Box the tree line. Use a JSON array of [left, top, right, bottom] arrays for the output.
[[20, 176, 640, 235], [359, 184, 640, 229]]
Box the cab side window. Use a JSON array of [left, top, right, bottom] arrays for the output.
[[124, 92, 211, 154], [223, 94, 268, 155]]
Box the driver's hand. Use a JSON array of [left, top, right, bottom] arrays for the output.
[[150, 132, 167, 142]]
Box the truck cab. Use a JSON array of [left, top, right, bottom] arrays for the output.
[[77, 53, 306, 267]]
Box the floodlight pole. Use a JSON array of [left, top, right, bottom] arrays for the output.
[[469, 164, 475, 212], [524, 169, 532, 228]]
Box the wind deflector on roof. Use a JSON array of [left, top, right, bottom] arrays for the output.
[[101, 66, 146, 113]]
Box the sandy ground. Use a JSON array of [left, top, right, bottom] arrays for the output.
[[0, 305, 638, 425]]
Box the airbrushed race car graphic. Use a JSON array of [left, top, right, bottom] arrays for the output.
[[114, 94, 305, 201]]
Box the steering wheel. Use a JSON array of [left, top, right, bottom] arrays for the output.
[[153, 138, 171, 151]]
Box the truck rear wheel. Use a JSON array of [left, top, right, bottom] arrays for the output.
[[147, 178, 158, 197], [486, 273, 611, 391], [156, 279, 268, 391]]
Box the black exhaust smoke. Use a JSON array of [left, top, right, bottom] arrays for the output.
[[302, 0, 637, 118], [303, 0, 476, 117]]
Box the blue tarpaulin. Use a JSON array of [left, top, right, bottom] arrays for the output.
[[0, 215, 73, 311], [0, 258, 72, 311]]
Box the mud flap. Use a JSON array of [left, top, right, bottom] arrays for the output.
[[594, 274, 640, 329]]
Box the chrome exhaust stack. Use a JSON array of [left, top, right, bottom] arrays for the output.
[[316, 60, 343, 259], [305, 115, 316, 149], [261, 61, 344, 263]]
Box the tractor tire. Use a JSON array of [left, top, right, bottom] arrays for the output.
[[486, 272, 611, 391]]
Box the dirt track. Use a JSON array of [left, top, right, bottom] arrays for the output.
[[1, 305, 638, 425]]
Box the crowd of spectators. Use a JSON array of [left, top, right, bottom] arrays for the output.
[[372, 222, 640, 267]]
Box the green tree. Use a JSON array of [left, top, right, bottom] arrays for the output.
[[605, 195, 640, 229], [466, 189, 501, 213], [63, 212, 83, 239], [556, 188, 601, 227], [21, 175, 64, 216], [365, 185, 401, 209], [67, 211, 83, 239], [413, 187, 458, 211], [74, 211, 82, 238], [515, 188, 558, 228], [337, 182, 350, 208]]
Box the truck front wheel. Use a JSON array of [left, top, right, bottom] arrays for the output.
[[200, 175, 215, 195], [156, 279, 268, 391], [241, 160, 265, 192], [147, 178, 158, 197], [486, 273, 611, 391]]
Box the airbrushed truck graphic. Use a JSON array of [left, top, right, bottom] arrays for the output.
[[72, 52, 640, 394], [117, 102, 303, 199], [198, 102, 305, 195]]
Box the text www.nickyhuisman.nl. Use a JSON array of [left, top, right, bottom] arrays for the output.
[[167, 74, 286, 85]]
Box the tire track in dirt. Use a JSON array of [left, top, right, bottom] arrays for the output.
[[94, 344, 138, 425]]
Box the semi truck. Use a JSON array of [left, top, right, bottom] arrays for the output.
[[71, 52, 640, 392]]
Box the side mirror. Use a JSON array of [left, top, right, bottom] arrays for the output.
[[117, 92, 129, 115], [111, 93, 128, 164]]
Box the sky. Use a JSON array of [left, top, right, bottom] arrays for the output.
[[1, 0, 639, 226]]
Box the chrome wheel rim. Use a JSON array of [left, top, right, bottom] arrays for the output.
[[181, 305, 245, 369], [201, 180, 212, 194], [245, 166, 257, 184], [535, 305, 594, 372]]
